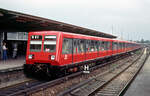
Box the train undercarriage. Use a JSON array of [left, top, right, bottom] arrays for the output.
[[24, 49, 141, 79], [24, 52, 139, 78]]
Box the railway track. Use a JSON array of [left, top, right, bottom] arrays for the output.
[[90, 48, 149, 96], [58, 48, 149, 96], [0, 49, 142, 96], [0, 79, 44, 96], [0, 71, 82, 96]]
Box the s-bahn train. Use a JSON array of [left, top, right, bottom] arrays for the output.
[[24, 31, 141, 77]]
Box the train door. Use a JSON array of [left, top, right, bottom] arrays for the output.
[[61, 38, 73, 65], [118, 42, 121, 53], [123, 43, 125, 53], [85, 40, 98, 60], [94, 41, 99, 58], [86, 40, 95, 60], [96, 41, 99, 57], [107, 41, 111, 56], [110, 41, 113, 55], [73, 39, 85, 63], [85, 40, 90, 60], [111, 41, 114, 55], [73, 39, 78, 63], [98, 41, 101, 58], [113, 42, 118, 55], [100, 41, 106, 57]]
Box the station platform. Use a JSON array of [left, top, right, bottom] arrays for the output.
[[0, 57, 25, 71], [124, 55, 150, 96]]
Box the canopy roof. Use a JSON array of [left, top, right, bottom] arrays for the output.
[[0, 8, 116, 38]]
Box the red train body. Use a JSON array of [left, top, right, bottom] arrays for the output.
[[24, 31, 141, 77]]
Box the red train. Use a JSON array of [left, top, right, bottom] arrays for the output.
[[24, 31, 141, 77]]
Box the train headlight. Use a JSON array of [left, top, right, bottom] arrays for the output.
[[28, 54, 33, 59], [51, 55, 55, 60]]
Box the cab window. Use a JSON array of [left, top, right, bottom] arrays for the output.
[[30, 35, 42, 52], [44, 35, 56, 52]]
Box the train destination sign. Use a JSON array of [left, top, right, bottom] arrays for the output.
[[31, 35, 42, 40]]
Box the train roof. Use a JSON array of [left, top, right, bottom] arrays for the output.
[[0, 8, 117, 39], [29, 31, 137, 44]]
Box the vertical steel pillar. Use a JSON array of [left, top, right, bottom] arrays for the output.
[[0, 32, 4, 60]]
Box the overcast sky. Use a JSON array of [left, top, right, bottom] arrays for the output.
[[0, 0, 150, 40]]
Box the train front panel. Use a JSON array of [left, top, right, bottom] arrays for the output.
[[25, 31, 63, 74]]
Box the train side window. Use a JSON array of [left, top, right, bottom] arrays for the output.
[[112, 42, 114, 50], [116, 42, 118, 50], [124, 43, 126, 49], [101, 41, 105, 51], [90, 40, 95, 52], [106, 41, 109, 50], [120, 43, 122, 49], [124, 43, 125, 49], [62, 38, 72, 54], [99, 41, 101, 51], [124, 43, 125, 48], [118, 43, 120, 49], [107, 42, 110, 50], [95, 41, 99, 51], [118, 42, 121, 49], [121, 43, 122, 49], [77, 39, 80, 53], [83, 40, 86, 52], [123, 43, 125, 49], [73, 39, 77, 54], [93, 41, 96, 51], [86, 40, 90, 52], [104, 41, 108, 50], [103, 41, 106, 50], [122, 43, 123, 49], [113, 42, 118, 50], [78, 39, 85, 53]]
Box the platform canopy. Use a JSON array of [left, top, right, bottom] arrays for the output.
[[0, 8, 116, 38]]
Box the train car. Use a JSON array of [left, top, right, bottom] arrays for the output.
[[24, 31, 141, 77]]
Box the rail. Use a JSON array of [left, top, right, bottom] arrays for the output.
[[58, 48, 146, 96]]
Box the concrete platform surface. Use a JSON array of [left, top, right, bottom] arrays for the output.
[[0, 57, 25, 70], [124, 55, 150, 96]]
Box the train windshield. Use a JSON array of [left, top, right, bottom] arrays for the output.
[[30, 35, 42, 52], [44, 35, 56, 52]]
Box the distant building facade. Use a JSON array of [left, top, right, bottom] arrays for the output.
[[7, 32, 28, 41]]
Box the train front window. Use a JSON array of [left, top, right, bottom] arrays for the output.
[[30, 35, 42, 52], [44, 35, 56, 52]]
